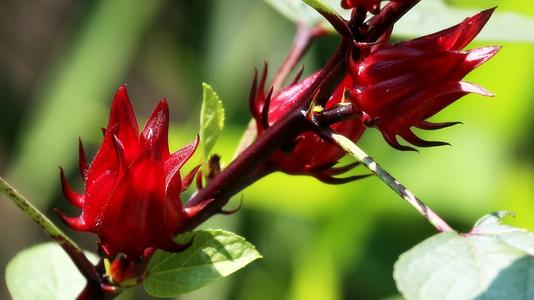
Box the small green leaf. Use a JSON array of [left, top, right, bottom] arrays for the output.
[[394, 211, 534, 300], [6, 242, 98, 300], [199, 83, 225, 162], [143, 229, 262, 297]]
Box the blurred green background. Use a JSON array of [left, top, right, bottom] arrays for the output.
[[1, 0, 533, 299]]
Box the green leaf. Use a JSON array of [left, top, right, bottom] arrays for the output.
[[199, 83, 225, 161], [143, 229, 262, 297], [394, 211, 534, 300], [6, 242, 99, 300]]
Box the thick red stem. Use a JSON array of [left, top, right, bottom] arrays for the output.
[[182, 0, 422, 232]]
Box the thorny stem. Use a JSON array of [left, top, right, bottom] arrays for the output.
[[0, 176, 104, 288], [317, 129, 454, 232], [184, 0, 424, 233], [184, 41, 349, 231], [234, 22, 326, 158], [365, 0, 421, 42]]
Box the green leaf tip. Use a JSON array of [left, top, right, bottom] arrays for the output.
[[143, 229, 261, 297], [200, 83, 225, 162], [472, 210, 515, 230]]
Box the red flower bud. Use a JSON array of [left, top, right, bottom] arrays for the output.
[[250, 67, 366, 183], [348, 8, 500, 151], [57, 85, 208, 261]]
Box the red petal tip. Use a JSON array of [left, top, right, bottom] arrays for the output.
[[59, 167, 84, 208], [466, 46, 501, 68], [459, 81, 495, 97], [78, 138, 88, 180], [55, 208, 88, 231], [184, 199, 214, 218], [316, 173, 372, 184]]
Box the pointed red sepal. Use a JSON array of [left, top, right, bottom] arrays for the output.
[[415, 120, 462, 130], [400, 129, 451, 148], [181, 165, 201, 193], [109, 85, 140, 148], [164, 135, 199, 188], [220, 196, 243, 215], [55, 208, 88, 231], [109, 85, 139, 128], [248, 69, 260, 122], [325, 161, 361, 176], [289, 66, 304, 86], [165, 166, 184, 216], [141, 99, 170, 160], [465, 46, 501, 69], [259, 62, 268, 95], [399, 8, 496, 51], [196, 169, 204, 190], [78, 138, 89, 180], [112, 135, 128, 178], [59, 167, 84, 208], [184, 198, 214, 218], [261, 87, 273, 129], [308, 161, 338, 173], [381, 131, 418, 152], [316, 173, 372, 184]]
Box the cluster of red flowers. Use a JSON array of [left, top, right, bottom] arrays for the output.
[[57, 1, 499, 285], [250, 7, 498, 175]]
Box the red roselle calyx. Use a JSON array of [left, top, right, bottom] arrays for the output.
[[348, 8, 500, 151], [250, 67, 367, 183], [57, 85, 211, 282]]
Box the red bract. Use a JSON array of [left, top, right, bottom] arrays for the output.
[[348, 8, 500, 151], [250, 68, 367, 183], [57, 85, 209, 261]]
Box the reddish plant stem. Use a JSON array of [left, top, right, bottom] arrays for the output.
[[272, 23, 326, 91], [365, 0, 421, 42], [183, 41, 347, 229], [234, 22, 326, 158], [183, 0, 422, 232]]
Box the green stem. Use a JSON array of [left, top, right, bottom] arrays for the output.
[[0, 176, 101, 284], [319, 130, 454, 232]]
